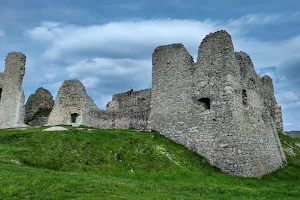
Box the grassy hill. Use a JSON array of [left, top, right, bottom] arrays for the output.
[[0, 127, 299, 199]]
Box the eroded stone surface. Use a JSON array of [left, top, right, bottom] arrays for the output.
[[25, 87, 54, 125], [10, 29, 286, 177], [147, 30, 286, 177], [275, 104, 283, 133], [0, 52, 27, 128], [47, 80, 99, 126], [86, 89, 151, 129]]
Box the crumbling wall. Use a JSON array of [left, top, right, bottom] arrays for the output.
[[86, 89, 151, 129], [0, 52, 26, 128], [108, 89, 151, 129], [148, 30, 286, 177], [25, 87, 54, 125], [275, 105, 284, 133], [0, 73, 4, 101], [234, 52, 286, 176], [47, 80, 99, 126]]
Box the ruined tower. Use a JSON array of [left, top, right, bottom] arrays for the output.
[[0, 52, 26, 128], [148, 30, 286, 177], [47, 79, 99, 126], [25, 87, 54, 126]]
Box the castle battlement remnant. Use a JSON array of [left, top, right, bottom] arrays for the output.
[[47, 80, 99, 126], [0, 30, 286, 177], [148, 30, 286, 177], [0, 52, 27, 128], [25, 87, 54, 126]]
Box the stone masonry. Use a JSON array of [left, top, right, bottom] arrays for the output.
[[147, 30, 286, 177], [85, 89, 151, 129], [47, 80, 99, 126], [0, 30, 287, 177], [0, 52, 27, 128], [275, 105, 284, 133], [25, 87, 54, 126]]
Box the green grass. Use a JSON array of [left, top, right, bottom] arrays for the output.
[[0, 128, 299, 199]]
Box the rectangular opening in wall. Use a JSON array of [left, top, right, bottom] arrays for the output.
[[197, 98, 211, 112], [71, 113, 79, 123]]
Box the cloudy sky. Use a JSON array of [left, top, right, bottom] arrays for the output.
[[0, 0, 299, 130]]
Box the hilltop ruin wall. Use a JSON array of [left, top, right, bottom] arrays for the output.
[[0, 30, 286, 177], [25, 87, 54, 126], [148, 30, 286, 177], [85, 89, 151, 129], [275, 105, 284, 133], [0, 52, 26, 128], [47, 80, 99, 126]]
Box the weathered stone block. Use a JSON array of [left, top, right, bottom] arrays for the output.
[[25, 87, 54, 125]]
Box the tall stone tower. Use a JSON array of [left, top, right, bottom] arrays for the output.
[[148, 30, 286, 177], [0, 52, 27, 128]]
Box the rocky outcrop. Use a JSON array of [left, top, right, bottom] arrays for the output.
[[25, 87, 54, 125]]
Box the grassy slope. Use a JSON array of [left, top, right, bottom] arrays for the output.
[[0, 128, 299, 200]]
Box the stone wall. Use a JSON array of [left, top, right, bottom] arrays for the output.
[[148, 30, 286, 177], [0, 73, 4, 101], [0, 52, 26, 128], [47, 80, 99, 126], [25, 87, 54, 125], [275, 105, 284, 132], [86, 89, 151, 129], [7, 29, 286, 177]]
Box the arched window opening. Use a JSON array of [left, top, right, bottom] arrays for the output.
[[71, 113, 79, 123]]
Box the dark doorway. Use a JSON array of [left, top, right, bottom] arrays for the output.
[[71, 113, 79, 123], [0, 88, 2, 101]]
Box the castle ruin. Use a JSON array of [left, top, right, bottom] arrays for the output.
[[0, 30, 286, 177], [0, 52, 27, 128], [47, 80, 99, 126], [25, 87, 54, 126]]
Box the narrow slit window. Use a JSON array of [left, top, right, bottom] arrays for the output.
[[242, 89, 247, 105]]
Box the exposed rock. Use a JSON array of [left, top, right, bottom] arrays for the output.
[[0, 52, 27, 128], [25, 87, 54, 125]]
